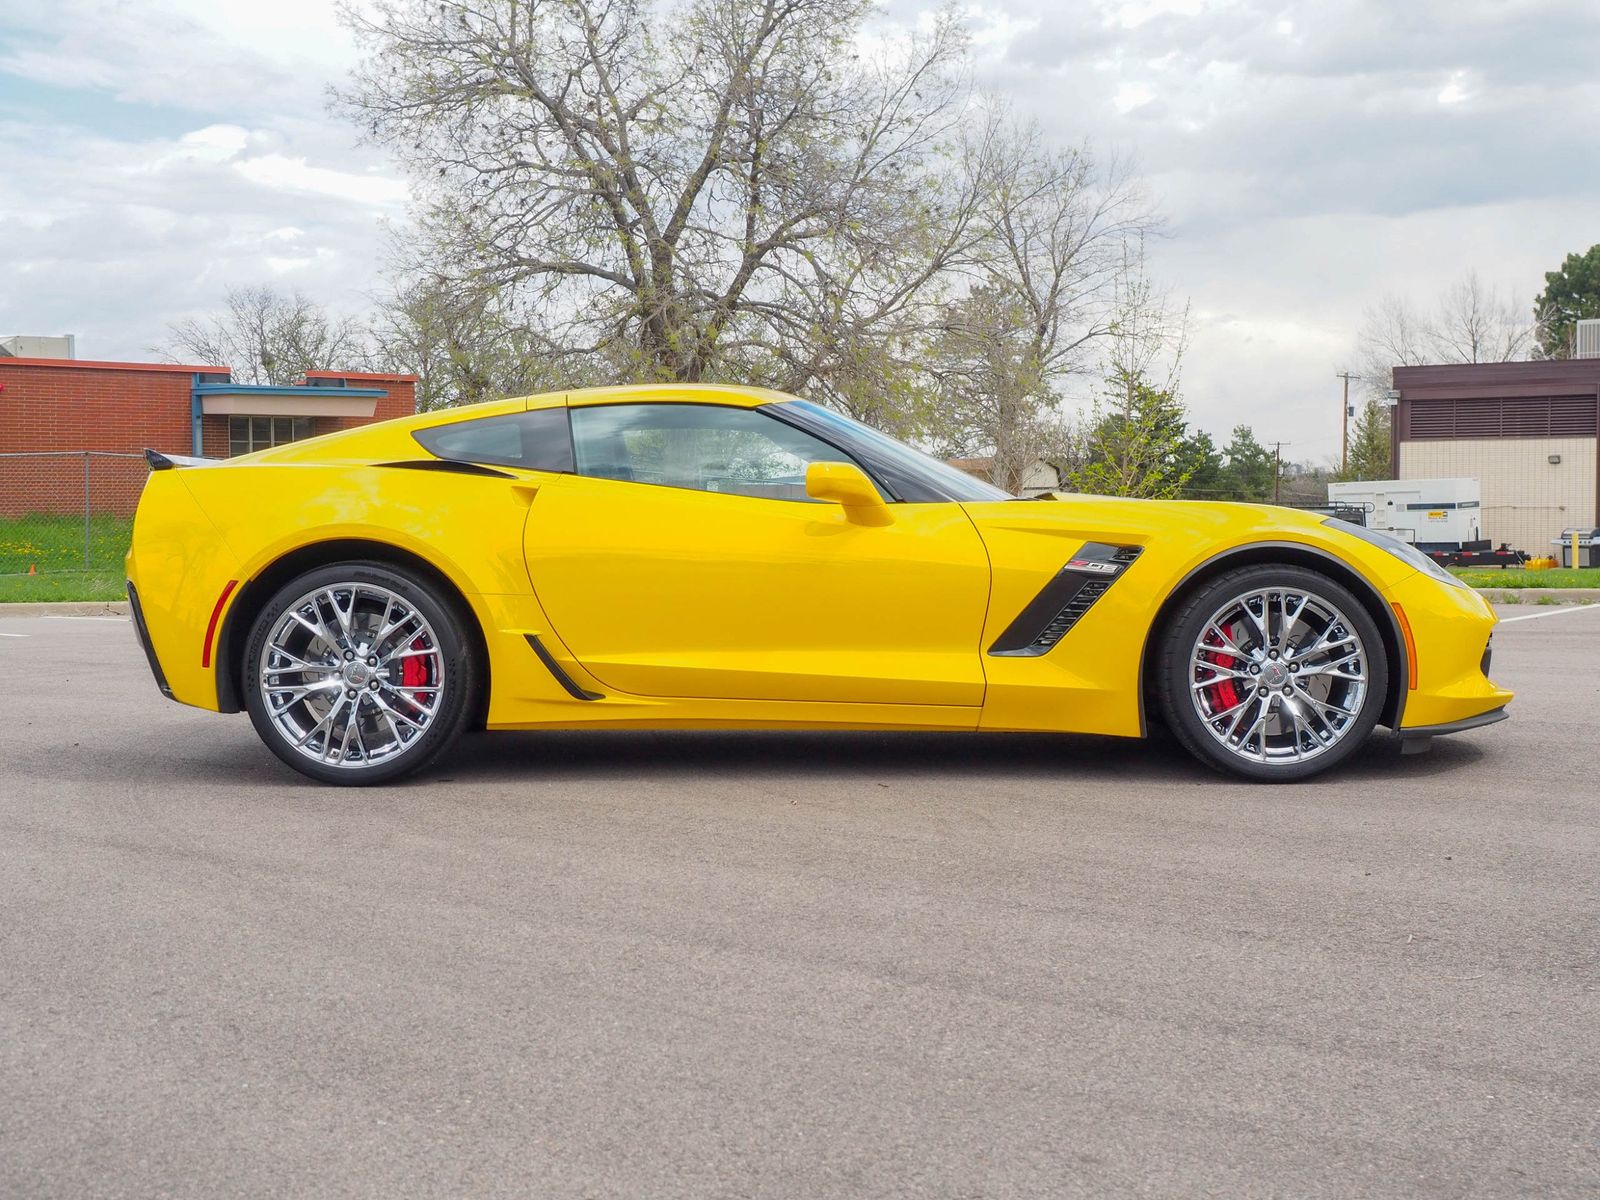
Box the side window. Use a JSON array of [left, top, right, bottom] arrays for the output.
[[569, 403, 867, 501], [412, 407, 574, 472]]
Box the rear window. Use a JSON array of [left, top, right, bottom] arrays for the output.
[[412, 407, 574, 472]]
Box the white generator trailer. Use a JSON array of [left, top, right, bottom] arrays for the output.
[[1326, 478, 1482, 552]]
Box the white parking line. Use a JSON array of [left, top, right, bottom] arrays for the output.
[[1499, 604, 1600, 624], [0, 632, 27, 638], [40, 615, 127, 622]]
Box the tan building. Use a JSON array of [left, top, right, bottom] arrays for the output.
[[1391, 360, 1600, 556], [947, 457, 1062, 497]]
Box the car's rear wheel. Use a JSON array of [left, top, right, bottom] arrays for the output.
[[1157, 565, 1388, 781], [242, 563, 478, 785]]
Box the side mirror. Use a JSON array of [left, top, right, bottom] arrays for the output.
[[806, 461, 892, 525]]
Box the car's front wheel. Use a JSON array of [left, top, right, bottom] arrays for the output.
[[1157, 565, 1389, 781], [242, 563, 478, 785]]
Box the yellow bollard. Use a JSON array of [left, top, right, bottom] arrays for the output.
[[1575, 529, 1583, 572]]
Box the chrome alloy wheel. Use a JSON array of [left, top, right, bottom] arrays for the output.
[[258, 582, 445, 770], [1188, 587, 1370, 766]]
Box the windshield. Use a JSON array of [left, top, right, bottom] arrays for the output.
[[764, 400, 1013, 503]]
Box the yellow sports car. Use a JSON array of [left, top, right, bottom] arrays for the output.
[[126, 384, 1510, 785]]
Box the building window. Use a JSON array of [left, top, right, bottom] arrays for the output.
[[229, 416, 315, 457]]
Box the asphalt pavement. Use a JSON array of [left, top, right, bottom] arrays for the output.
[[1, 605, 1597, 1198]]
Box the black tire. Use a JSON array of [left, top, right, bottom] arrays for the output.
[[1156, 564, 1389, 782], [242, 562, 479, 785]]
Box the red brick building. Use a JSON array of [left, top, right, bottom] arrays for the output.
[[0, 356, 416, 517]]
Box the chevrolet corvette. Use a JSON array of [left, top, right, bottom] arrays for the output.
[[125, 384, 1510, 785]]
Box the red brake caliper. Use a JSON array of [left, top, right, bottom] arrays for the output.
[[400, 636, 429, 696], [1199, 623, 1242, 716]]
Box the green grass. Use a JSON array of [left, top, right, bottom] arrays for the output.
[[0, 570, 126, 603], [0, 513, 132, 603], [1450, 566, 1600, 589]]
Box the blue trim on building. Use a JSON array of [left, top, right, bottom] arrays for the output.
[[186, 378, 389, 456], [190, 374, 205, 456], [191, 384, 388, 398]]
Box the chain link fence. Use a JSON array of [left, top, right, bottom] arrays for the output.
[[0, 452, 149, 587]]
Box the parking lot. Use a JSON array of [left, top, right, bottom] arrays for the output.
[[2, 605, 1597, 1198]]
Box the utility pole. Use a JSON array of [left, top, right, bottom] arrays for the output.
[[1270, 441, 1291, 504], [1335, 372, 1357, 474]]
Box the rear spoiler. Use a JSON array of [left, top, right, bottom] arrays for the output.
[[144, 449, 218, 471]]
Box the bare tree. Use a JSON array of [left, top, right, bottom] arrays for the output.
[[337, 0, 978, 390], [1431, 270, 1533, 364], [922, 113, 1155, 490], [1097, 238, 1188, 401], [371, 275, 617, 410], [161, 285, 369, 385], [1351, 270, 1533, 398], [1353, 293, 1431, 389], [925, 284, 1054, 492]]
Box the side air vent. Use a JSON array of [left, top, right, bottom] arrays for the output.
[[1025, 579, 1112, 651], [988, 542, 1142, 657]]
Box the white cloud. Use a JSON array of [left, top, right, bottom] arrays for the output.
[[233, 154, 407, 207], [163, 124, 251, 163], [1437, 72, 1472, 105], [1112, 81, 1155, 114], [0, 115, 398, 352], [0, 0, 358, 114], [0, 0, 403, 357]]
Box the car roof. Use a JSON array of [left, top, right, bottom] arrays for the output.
[[524, 382, 800, 410], [226, 384, 805, 468]]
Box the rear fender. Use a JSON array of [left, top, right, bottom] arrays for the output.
[[124, 471, 244, 710], [178, 463, 550, 713]]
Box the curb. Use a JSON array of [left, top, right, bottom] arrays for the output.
[[1473, 588, 1600, 606], [0, 601, 130, 618]]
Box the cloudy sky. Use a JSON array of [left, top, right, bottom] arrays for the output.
[[2, 0, 1596, 463]]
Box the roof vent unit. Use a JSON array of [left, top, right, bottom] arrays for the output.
[[1575, 318, 1600, 360], [0, 334, 76, 359]]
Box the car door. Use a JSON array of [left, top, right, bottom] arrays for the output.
[[521, 401, 991, 707]]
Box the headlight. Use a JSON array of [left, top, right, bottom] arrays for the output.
[[1322, 518, 1468, 588]]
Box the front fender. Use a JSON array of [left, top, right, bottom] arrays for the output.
[[961, 498, 1421, 736]]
